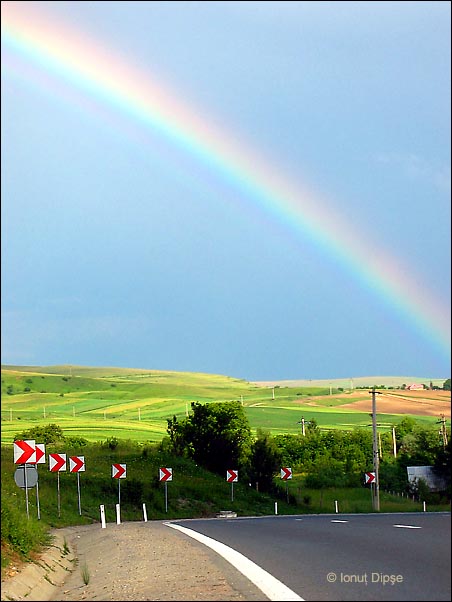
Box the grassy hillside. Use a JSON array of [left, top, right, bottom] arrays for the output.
[[2, 365, 448, 445]]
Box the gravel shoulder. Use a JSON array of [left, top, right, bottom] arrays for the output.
[[1, 521, 268, 601]]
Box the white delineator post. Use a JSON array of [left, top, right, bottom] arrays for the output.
[[100, 504, 106, 528], [116, 503, 121, 524], [142, 503, 148, 522]]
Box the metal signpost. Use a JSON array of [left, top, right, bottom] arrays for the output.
[[159, 468, 173, 512], [49, 453, 67, 517], [226, 469, 238, 501], [70, 456, 86, 515], [280, 467, 292, 502], [112, 463, 127, 507], [13, 440, 37, 519], [365, 471, 376, 505], [35, 443, 46, 519], [14, 464, 38, 516]]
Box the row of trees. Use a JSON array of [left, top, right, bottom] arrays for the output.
[[15, 402, 450, 500], [354, 379, 451, 390], [167, 402, 451, 498]]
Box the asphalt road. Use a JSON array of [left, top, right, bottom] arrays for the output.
[[169, 512, 451, 601]]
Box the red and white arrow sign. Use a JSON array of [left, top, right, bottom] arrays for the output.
[[159, 467, 173, 482], [280, 467, 293, 480], [112, 463, 126, 479], [69, 456, 85, 473], [14, 440, 36, 464], [49, 453, 67, 472], [365, 472, 376, 484], [226, 469, 238, 483], [35, 443, 46, 464]]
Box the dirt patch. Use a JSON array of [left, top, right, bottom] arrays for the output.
[[1, 530, 76, 601], [329, 390, 451, 418], [1, 522, 267, 602]]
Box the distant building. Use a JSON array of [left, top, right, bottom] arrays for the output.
[[406, 383, 424, 391], [407, 466, 446, 492]]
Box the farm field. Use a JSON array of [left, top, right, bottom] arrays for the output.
[[1, 365, 450, 444]]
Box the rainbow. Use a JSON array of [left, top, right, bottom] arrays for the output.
[[2, 3, 450, 359]]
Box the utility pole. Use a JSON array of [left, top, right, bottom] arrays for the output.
[[392, 426, 397, 457], [438, 414, 448, 449], [297, 417, 308, 436], [369, 387, 381, 511]]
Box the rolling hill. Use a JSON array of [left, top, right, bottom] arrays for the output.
[[1, 365, 449, 445]]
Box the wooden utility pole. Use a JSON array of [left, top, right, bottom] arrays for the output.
[[369, 388, 381, 511]]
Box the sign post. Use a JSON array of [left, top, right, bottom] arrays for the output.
[[70, 456, 86, 515], [35, 443, 46, 520], [14, 440, 36, 519], [365, 471, 376, 506], [280, 467, 292, 503], [369, 388, 381, 511], [49, 453, 67, 517], [112, 464, 126, 507], [14, 464, 38, 520], [226, 470, 238, 502], [159, 468, 173, 512]]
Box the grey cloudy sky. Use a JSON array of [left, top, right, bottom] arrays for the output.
[[1, 1, 450, 380]]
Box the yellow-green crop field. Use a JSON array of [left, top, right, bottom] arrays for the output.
[[1, 365, 448, 444]]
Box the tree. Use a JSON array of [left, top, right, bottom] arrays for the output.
[[304, 454, 348, 488], [397, 426, 442, 466], [248, 429, 282, 493], [166, 401, 253, 476], [432, 439, 451, 498], [443, 379, 451, 391], [14, 423, 65, 444], [394, 416, 417, 442]]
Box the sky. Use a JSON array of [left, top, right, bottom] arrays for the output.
[[1, 1, 450, 382]]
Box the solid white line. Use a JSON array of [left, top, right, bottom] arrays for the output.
[[166, 522, 304, 601], [393, 524, 422, 529]]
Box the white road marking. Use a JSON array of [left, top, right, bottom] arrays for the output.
[[166, 522, 304, 601], [331, 520, 349, 523], [393, 524, 422, 529]]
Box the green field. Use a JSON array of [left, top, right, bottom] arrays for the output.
[[1, 365, 445, 444]]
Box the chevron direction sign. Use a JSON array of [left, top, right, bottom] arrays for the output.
[[112, 463, 126, 479], [14, 440, 36, 464], [280, 467, 293, 480], [365, 471, 376, 484], [69, 456, 86, 473], [159, 467, 173, 481], [49, 453, 67, 472], [226, 469, 238, 483], [35, 443, 46, 464]]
